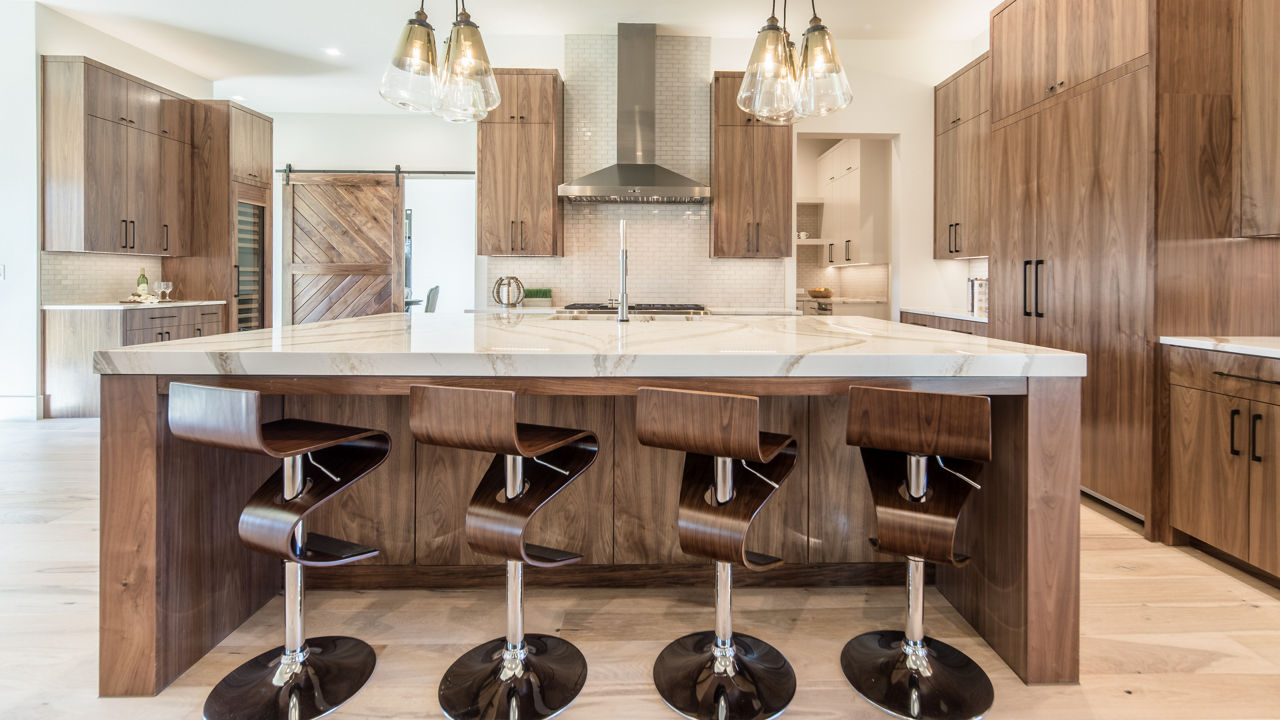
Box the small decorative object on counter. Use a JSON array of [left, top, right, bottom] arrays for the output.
[[969, 278, 989, 316], [523, 288, 553, 307], [136, 268, 149, 296], [808, 287, 833, 298], [491, 276, 525, 307]]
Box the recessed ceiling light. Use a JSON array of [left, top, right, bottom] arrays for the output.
[[324, 48, 343, 56]]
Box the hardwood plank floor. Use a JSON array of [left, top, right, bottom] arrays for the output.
[[2, 419, 1279, 718]]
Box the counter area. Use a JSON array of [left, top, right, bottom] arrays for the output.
[[94, 312, 1085, 696]]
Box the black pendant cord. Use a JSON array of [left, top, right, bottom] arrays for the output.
[[811, 0, 817, 16]]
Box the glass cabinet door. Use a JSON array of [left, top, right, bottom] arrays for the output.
[[235, 201, 265, 331]]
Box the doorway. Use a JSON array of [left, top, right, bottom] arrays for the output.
[[403, 175, 476, 315]]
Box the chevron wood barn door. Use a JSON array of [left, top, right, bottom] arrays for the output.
[[282, 173, 405, 324]]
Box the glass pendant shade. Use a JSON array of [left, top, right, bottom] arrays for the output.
[[796, 16, 853, 118], [737, 15, 797, 121], [757, 35, 800, 125], [378, 6, 440, 112], [436, 10, 501, 123]]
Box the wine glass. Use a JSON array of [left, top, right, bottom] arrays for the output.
[[154, 281, 173, 301]]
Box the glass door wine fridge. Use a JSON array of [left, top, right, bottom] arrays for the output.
[[233, 185, 267, 331]]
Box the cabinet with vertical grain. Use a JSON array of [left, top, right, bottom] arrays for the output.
[[43, 56, 193, 256], [711, 71, 793, 258], [935, 55, 990, 259], [476, 69, 563, 256]]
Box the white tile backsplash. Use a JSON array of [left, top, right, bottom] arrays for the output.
[[486, 33, 785, 308], [40, 252, 162, 305]]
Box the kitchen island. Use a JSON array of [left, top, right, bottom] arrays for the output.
[[93, 312, 1085, 695]]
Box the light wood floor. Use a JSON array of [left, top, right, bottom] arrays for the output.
[[3, 419, 1279, 719]]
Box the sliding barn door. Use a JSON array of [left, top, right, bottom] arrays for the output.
[[282, 173, 404, 324]]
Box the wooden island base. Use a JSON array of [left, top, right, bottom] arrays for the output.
[[99, 374, 1080, 696]]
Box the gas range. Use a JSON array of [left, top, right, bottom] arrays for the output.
[[561, 303, 709, 315]]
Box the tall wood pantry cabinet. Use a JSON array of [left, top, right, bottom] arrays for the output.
[[476, 69, 563, 256], [42, 56, 192, 256], [934, 54, 990, 259], [711, 71, 793, 258], [163, 102, 274, 331]]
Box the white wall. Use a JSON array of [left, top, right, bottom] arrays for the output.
[[404, 177, 477, 315], [0, 2, 40, 418]]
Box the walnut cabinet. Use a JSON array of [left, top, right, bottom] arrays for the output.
[[934, 55, 991, 259]]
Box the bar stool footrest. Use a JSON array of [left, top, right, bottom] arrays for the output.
[[523, 542, 583, 566], [743, 550, 782, 570], [301, 533, 380, 567]]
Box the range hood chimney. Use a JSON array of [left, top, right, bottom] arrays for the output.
[[557, 24, 711, 203]]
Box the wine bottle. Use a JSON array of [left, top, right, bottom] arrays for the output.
[[137, 268, 149, 296]]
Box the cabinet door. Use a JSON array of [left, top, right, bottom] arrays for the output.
[[1250, 401, 1280, 575], [934, 127, 958, 258], [483, 73, 522, 123], [753, 125, 792, 257], [1058, 0, 1149, 91], [476, 122, 520, 255], [714, 75, 753, 126], [936, 79, 961, 134], [936, 59, 989, 132], [517, 123, 557, 255], [125, 328, 165, 346], [84, 65, 129, 125], [518, 74, 557, 124], [84, 117, 131, 253], [158, 94, 190, 142], [1170, 387, 1252, 559], [128, 129, 163, 255], [128, 80, 162, 135], [230, 108, 271, 185], [987, 113, 1038, 344], [251, 116, 273, 183], [954, 112, 990, 258], [159, 136, 189, 256], [1241, 0, 1280, 237], [196, 310, 224, 339], [991, 0, 1054, 121], [712, 125, 755, 256]]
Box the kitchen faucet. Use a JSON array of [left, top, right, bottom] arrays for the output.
[[618, 219, 629, 323]]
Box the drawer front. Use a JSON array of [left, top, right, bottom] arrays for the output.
[[1165, 345, 1280, 405], [125, 306, 202, 332]]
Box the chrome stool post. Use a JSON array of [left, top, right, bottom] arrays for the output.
[[842, 387, 996, 720], [638, 388, 799, 720]]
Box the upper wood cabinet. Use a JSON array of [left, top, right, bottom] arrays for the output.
[[476, 70, 563, 256], [482, 70, 559, 124], [991, 0, 1149, 122], [230, 107, 273, 186], [43, 57, 192, 256], [936, 57, 989, 133], [935, 54, 991, 259], [1241, 0, 1280, 237], [714, 74, 769, 126], [711, 72, 792, 258]]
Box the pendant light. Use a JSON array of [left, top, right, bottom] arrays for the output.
[[756, 3, 802, 125], [378, 1, 441, 113], [737, 2, 797, 122], [795, 1, 853, 118], [436, 0, 501, 123]]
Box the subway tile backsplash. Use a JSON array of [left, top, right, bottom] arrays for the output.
[[40, 252, 162, 305], [485, 33, 786, 308]]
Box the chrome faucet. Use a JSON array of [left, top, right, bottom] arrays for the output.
[[617, 219, 629, 323]]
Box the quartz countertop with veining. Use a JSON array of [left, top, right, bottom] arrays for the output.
[[93, 312, 1087, 378], [1160, 336, 1280, 361]]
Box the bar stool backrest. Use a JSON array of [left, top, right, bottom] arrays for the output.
[[636, 387, 790, 463], [169, 382, 269, 455], [847, 386, 992, 463]]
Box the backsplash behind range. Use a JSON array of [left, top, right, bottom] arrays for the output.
[[485, 33, 786, 309]]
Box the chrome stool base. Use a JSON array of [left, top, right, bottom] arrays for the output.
[[438, 633, 588, 720], [653, 630, 796, 720], [203, 635, 377, 720], [841, 630, 994, 720]]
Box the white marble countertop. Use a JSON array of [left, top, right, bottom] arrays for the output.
[[95, 312, 1086, 378], [1160, 336, 1280, 360], [796, 294, 888, 305], [43, 300, 228, 311], [900, 306, 989, 323], [467, 306, 802, 316]]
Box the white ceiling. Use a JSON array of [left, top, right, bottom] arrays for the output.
[[36, 0, 1000, 113]]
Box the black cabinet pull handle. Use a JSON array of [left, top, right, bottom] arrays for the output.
[[155, 332, 163, 342], [119, 116, 128, 122], [510, 220, 516, 251], [518, 115, 526, 120], [947, 223, 954, 253], [746, 222, 751, 252], [1230, 409, 1242, 456], [1022, 260, 1032, 317], [121, 220, 128, 248], [1212, 370, 1280, 387], [828, 243, 833, 263], [845, 239, 851, 262], [129, 220, 136, 249], [1034, 259, 1045, 317], [756, 222, 761, 253], [164, 331, 171, 341], [163, 224, 169, 252], [520, 220, 525, 251], [955, 223, 962, 254], [1252, 413, 1263, 463], [233, 265, 240, 297], [196, 327, 202, 336]]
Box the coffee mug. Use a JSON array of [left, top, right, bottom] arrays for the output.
[[797, 231, 810, 240]]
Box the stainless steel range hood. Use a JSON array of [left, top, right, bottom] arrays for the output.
[[558, 24, 710, 204]]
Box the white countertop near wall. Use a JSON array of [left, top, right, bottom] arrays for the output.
[[1160, 336, 1280, 360], [900, 306, 989, 324], [42, 300, 228, 311], [466, 306, 802, 316]]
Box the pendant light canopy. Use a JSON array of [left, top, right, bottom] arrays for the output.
[[378, 2, 441, 113], [736, 7, 797, 122], [796, 8, 853, 118], [436, 2, 501, 123]]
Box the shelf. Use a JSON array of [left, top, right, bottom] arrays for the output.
[[796, 196, 826, 206]]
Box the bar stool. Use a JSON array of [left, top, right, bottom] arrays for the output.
[[409, 384, 597, 720], [841, 385, 995, 720], [167, 382, 391, 720], [636, 387, 799, 720]]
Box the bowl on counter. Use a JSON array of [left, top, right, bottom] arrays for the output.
[[807, 288, 834, 298]]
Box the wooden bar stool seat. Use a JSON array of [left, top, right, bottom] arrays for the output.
[[636, 387, 799, 720], [410, 385, 597, 720], [841, 386, 995, 720], [168, 382, 391, 720]]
